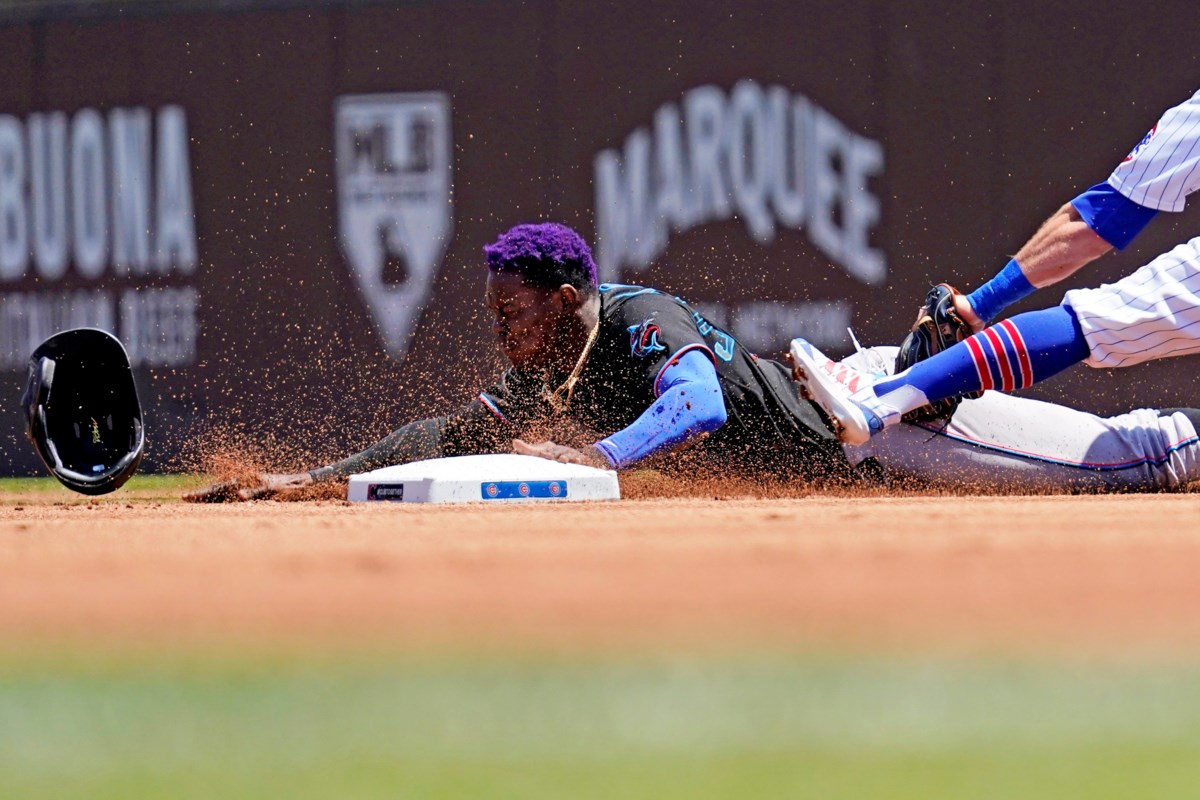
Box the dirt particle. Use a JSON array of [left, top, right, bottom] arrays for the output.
[[353, 553, 392, 574]]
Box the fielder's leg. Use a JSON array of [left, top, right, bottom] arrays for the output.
[[840, 346, 1200, 492], [863, 307, 1089, 434], [1064, 236, 1200, 368]]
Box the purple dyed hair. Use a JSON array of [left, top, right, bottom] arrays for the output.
[[484, 222, 598, 290]]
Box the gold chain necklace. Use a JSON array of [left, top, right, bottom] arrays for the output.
[[542, 319, 601, 414]]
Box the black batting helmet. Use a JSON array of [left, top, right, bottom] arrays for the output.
[[21, 328, 144, 495]]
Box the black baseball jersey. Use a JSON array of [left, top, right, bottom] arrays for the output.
[[440, 284, 846, 477]]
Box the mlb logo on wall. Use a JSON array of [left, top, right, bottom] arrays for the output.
[[335, 93, 453, 360]]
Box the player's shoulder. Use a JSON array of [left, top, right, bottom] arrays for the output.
[[598, 284, 710, 361], [599, 283, 692, 319], [599, 282, 670, 303]]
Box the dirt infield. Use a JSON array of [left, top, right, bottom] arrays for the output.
[[2, 491, 1198, 658]]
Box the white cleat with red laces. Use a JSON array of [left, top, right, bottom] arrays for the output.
[[788, 337, 893, 445]]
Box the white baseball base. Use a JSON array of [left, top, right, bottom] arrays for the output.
[[347, 453, 621, 504]]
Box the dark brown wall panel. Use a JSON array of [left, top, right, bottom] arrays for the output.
[[1, 0, 1197, 475]]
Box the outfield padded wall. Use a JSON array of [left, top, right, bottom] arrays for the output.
[[0, 0, 1196, 474]]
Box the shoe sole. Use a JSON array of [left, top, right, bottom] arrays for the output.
[[788, 339, 873, 446]]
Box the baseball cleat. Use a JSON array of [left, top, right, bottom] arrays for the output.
[[788, 337, 882, 445]]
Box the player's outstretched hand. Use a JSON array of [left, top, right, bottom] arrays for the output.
[[950, 287, 984, 333], [247, 472, 314, 499], [513, 439, 611, 469], [183, 472, 314, 502]]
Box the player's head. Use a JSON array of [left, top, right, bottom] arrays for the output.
[[21, 328, 144, 495], [483, 223, 599, 369], [484, 222, 598, 294]]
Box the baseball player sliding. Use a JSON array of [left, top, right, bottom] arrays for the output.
[[187, 223, 1200, 502], [793, 87, 1200, 445]]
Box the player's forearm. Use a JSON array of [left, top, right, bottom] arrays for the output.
[[965, 204, 1112, 325], [594, 380, 727, 469], [1012, 203, 1113, 287], [308, 417, 445, 482]]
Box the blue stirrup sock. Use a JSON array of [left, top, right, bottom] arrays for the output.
[[861, 305, 1091, 419]]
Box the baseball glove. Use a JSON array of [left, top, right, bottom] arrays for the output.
[[894, 283, 982, 423]]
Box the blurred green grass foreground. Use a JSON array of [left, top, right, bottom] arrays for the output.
[[3, 476, 1200, 797], [2, 654, 1200, 799], [0, 474, 205, 504]]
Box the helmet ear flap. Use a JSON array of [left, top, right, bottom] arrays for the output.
[[21, 355, 54, 438], [22, 329, 144, 495]]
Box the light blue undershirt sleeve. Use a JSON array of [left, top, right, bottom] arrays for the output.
[[593, 349, 727, 469]]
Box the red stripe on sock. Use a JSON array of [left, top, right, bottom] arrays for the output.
[[991, 324, 1020, 391], [983, 327, 1015, 392], [964, 335, 994, 391], [999, 319, 1034, 388]]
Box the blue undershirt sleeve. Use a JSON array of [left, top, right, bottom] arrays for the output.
[[593, 349, 727, 469], [1071, 181, 1159, 250]]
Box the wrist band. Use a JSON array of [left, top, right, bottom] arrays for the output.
[[965, 258, 1036, 323]]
